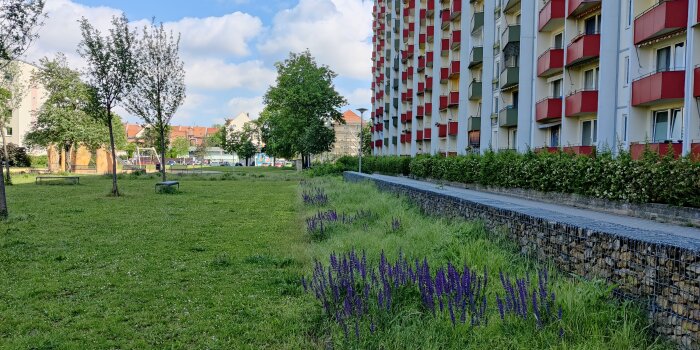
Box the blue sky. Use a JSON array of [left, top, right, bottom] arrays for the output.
[[24, 0, 374, 126]]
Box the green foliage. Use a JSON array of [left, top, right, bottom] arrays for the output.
[[29, 154, 47, 168], [339, 150, 700, 208], [3, 143, 31, 167], [168, 136, 190, 159], [261, 50, 347, 164]]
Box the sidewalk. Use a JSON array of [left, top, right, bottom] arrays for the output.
[[350, 172, 700, 251]]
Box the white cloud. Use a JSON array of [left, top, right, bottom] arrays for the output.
[[227, 96, 264, 119], [343, 87, 371, 108], [185, 58, 276, 91], [258, 0, 373, 79]]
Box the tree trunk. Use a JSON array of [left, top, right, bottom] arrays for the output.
[[64, 143, 72, 173], [1, 129, 11, 185], [0, 158, 7, 219], [107, 109, 119, 196], [159, 126, 167, 182], [245, 157, 248, 166]]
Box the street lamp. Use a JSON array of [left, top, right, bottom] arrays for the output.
[[356, 107, 368, 174]]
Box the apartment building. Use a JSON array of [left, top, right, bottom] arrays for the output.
[[2, 61, 46, 149], [370, 0, 700, 159]]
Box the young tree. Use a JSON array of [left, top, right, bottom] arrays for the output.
[[25, 54, 112, 172], [78, 15, 137, 196], [0, 61, 27, 184], [168, 136, 190, 160], [0, 0, 46, 69], [262, 50, 347, 168], [0, 0, 45, 218], [360, 124, 372, 156], [124, 21, 185, 182]]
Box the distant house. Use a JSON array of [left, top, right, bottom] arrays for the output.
[[124, 123, 219, 146], [2, 61, 47, 149], [327, 110, 363, 159]]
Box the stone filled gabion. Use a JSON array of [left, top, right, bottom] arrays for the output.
[[344, 172, 700, 349]]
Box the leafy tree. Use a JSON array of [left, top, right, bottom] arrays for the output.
[[78, 15, 138, 196], [25, 54, 114, 172], [193, 142, 207, 164], [0, 0, 45, 218], [0, 61, 27, 184], [168, 136, 190, 159], [124, 21, 185, 182], [3, 143, 30, 166], [138, 124, 171, 155], [0, 0, 46, 69], [262, 50, 347, 168], [360, 124, 372, 156], [221, 122, 259, 166]]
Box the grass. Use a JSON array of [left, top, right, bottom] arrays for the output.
[[0, 170, 671, 349]]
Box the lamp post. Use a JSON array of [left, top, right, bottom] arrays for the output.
[[357, 108, 368, 173]]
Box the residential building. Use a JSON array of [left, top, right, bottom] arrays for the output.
[[370, 0, 700, 159], [124, 123, 219, 146], [329, 110, 363, 158], [2, 61, 47, 149]]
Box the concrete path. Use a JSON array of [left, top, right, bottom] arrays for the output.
[[348, 172, 700, 251]]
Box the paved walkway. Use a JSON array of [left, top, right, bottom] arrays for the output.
[[348, 172, 700, 251]]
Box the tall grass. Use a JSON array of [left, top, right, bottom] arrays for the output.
[[297, 177, 670, 349]]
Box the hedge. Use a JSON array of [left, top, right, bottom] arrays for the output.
[[325, 150, 700, 208]]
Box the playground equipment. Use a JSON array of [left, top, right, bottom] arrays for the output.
[[134, 147, 161, 167]]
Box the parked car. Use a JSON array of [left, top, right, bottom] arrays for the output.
[[234, 163, 243, 167], [221, 162, 231, 167], [167, 160, 177, 166]]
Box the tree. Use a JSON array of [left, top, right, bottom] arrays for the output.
[[262, 50, 347, 168], [124, 21, 185, 182], [0, 0, 45, 218], [78, 15, 137, 196], [168, 136, 189, 160], [0, 61, 27, 184], [139, 124, 171, 154], [25, 54, 114, 172], [0, 0, 46, 69], [221, 122, 259, 166], [360, 124, 372, 156]]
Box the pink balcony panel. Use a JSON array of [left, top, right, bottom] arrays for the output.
[[535, 98, 563, 122], [565, 90, 598, 116], [631, 70, 685, 107], [634, 0, 688, 45]]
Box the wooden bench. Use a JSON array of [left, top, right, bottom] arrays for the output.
[[72, 165, 97, 174], [36, 176, 80, 185], [155, 181, 180, 193]]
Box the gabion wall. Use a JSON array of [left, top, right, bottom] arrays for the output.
[[344, 172, 700, 349]]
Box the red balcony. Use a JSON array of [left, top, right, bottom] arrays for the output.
[[695, 67, 700, 97], [634, 0, 688, 45], [441, 38, 450, 55], [407, 45, 415, 58], [420, 9, 426, 20], [401, 92, 407, 102], [535, 98, 563, 122], [400, 113, 407, 123], [448, 91, 459, 107], [441, 9, 450, 28], [449, 121, 458, 136], [423, 128, 432, 139], [417, 105, 424, 117], [449, 61, 460, 77], [537, 48, 564, 77], [406, 110, 413, 121], [565, 90, 598, 117], [417, 81, 425, 94], [406, 88, 413, 100], [426, 51, 434, 67], [452, 1, 461, 20], [400, 134, 406, 143], [539, 0, 565, 32], [566, 34, 600, 66], [418, 56, 426, 71], [402, 71, 408, 81], [692, 143, 700, 161], [631, 70, 685, 107], [567, 0, 601, 18], [403, 29, 410, 40], [438, 123, 448, 137], [563, 146, 595, 155], [407, 66, 414, 77], [451, 30, 461, 49], [416, 130, 424, 141], [427, 25, 435, 40], [440, 67, 449, 83], [375, 139, 383, 147], [426, 76, 433, 90], [419, 33, 426, 46], [630, 142, 683, 160], [370, 126, 375, 133], [439, 95, 448, 110], [425, 102, 432, 115]]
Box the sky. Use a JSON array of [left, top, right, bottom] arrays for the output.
[[22, 0, 374, 126]]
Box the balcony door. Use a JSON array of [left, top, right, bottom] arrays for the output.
[[551, 79, 562, 98], [553, 32, 563, 49], [581, 120, 597, 146], [584, 68, 599, 91], [653, 108, 683, 142], [550, 125, 560, 147], [656, 43, 685, 73], [584, 15, 601, 35]]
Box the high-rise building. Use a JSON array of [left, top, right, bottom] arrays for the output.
[[370, 0, 700, 160]]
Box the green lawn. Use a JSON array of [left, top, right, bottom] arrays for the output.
[[0, 170, 670, 349]]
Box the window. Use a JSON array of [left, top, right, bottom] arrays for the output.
[[5, 127, 11, 136], [623, 114, 628, 142], [493, 96, 499, 113], [628, 0, 633, 26], [550, 125, 560, 147], [551, 79, 562, 98], [513, 91, 519, 107], [554, 33, 563, 49], [584, 68, 599, 90], [510, 128, 517, 149], [674, 43, 685, 70], [657, 46, 671, 72], [624, 56, 630, 84], [581, 120, 597, 146], [654, 108, 684, 142], [584, 15, 601, 35]]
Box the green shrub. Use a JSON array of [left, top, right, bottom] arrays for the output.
[[4, 143, 31, 167], [29, 155, 48, 168], [339, 149, 700, 208]]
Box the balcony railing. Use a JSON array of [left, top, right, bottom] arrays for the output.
[[469, 46, 483, 68], [537, 48, 564, 77], [503, 0, 521, 14], [630, 142, 683, 160], [426, 51, 434, 67], [440, 67, 449, 83], [441, 38, 450, 56], [695, 66, 700, 97], [441, 9, 451, 29], [449, 61, 460, 78], [451, 0, 461, 20], [567, 0, 601, 18], [631, 69, 685, 106], [566, 33, 600, 67], [467, 117, 481, 131], [471, 12, 484, 34], [501, 25, 520, 50], [498, 106, 518, 127], [425, 102, 433, 115], [469, 81, 482, 100], [634, 0, 688, 45], [565, 89, 598, 116], [539, 0, 565, 32], [439, 95, 449, 110], [448, 91, 459, 107], [535, 97, 563, 122], [451, 30, 461, 50], [500, 66, 519, 89], [438, 123, 448, 137], [425, 76, 433, 90], [448, 121, 458, 136]]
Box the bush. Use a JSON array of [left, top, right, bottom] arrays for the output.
[[339, 150, 700, 208], [3, 143, 31, 167], [29, 155, 48, 168]]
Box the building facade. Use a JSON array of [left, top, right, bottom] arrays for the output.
[[2, 61, 46, 149], [329, 110, 363, 158], [370, 0, 700, 159]]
